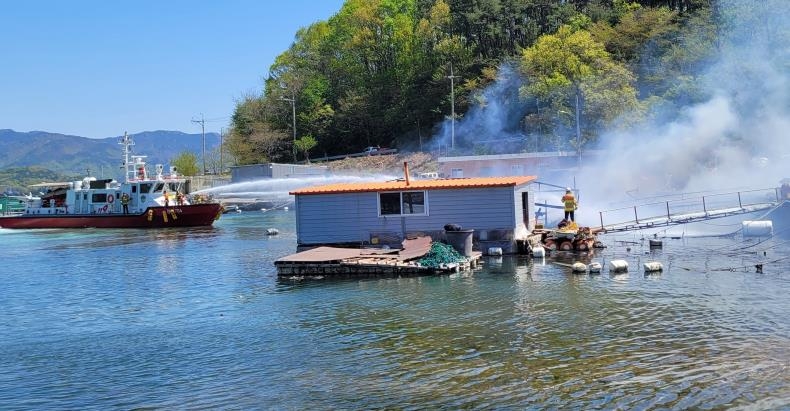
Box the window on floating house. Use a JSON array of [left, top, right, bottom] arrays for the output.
[[379, 191, 427, 216], [451, 168, 463, 178], [92, 193, 108, 203]]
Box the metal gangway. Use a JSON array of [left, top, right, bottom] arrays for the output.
[[597, 187, 782, 233]]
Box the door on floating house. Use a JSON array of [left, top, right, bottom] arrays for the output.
[[522, 191, 530, 227]]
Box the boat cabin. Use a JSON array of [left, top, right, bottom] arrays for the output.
[[27, 175, 188, 216], [290, 175, 537, 254]]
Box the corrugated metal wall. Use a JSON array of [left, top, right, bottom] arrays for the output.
[[230, 163, 328, 182]]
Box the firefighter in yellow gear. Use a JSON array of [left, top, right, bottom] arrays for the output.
[[562, 188, 577, 222], [120, 193, 130, 214]]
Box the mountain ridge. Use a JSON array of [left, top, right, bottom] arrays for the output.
[[0, 129, 221, 178]]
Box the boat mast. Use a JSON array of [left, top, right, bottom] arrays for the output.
[[120, 132, 134, 183], [119, 132, 147, 182]]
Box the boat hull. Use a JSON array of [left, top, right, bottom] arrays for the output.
[[0, 204, 222, 229]]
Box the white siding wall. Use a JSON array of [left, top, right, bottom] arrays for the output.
[[514, 185, 532, 236], [295, 187, 522, 245]]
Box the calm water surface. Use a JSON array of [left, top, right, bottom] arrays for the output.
[[1, 211, 789, 409]]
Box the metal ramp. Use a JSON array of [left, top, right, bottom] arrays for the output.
[[597, 188, 781, 233]]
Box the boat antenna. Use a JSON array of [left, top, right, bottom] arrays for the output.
[[119, 132, 135, 183]]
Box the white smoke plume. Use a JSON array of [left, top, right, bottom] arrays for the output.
[[428, 64, 530, 154], [429, 0, 788, 223], [579, 0, 789, 211]]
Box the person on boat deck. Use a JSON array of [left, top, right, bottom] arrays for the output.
[[163, 190, 169, 207], [562, 188, 577, 222], [176, 191, 184, 206], [120, 193, 130, 214]]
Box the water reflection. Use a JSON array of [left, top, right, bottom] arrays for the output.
[[2, 212, 790, 409]]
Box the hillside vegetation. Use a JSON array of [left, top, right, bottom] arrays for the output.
[[227, 0, 740, 164]]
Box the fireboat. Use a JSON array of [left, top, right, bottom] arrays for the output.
[[0, 132, 222, 229]]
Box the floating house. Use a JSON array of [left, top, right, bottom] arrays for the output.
[[289, 175, 537, 254]]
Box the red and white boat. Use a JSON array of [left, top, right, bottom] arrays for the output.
[[0, 132, 222, 229]]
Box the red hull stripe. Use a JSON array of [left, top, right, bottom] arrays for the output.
[[0, 204, 222, 229]]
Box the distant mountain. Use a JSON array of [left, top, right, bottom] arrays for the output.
[[0, 129, 220, 179]]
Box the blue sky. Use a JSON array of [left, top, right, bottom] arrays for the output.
[[0, 0, 345, 138]]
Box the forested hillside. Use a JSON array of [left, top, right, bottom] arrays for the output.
[[227, 0, 733, 163]]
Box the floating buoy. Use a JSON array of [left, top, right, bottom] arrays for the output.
[[609, 259, 629, 273], [532, 246, 546, 258], [643, 261, 663, 272], [487, 247, 503, 256], [572, 262, 587, 273], [589, 262, 602, 273], [742, 220, 772, 237], [266, 228, 279, 236]]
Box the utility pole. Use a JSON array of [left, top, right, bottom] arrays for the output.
[[219, 127, 224, 175], [574, 87, 582, 169], [192, 113, 206, 174], [280, 91, 297, 163], [447, 63, 459, 150]]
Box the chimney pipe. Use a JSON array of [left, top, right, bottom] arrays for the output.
[[404, 162, 410, 186]]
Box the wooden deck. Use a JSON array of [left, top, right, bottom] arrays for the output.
[[275, 236, 481, 278]]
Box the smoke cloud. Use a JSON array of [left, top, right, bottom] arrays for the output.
[[428, 64, 530, 154], [428, 0, 789, 224], [580, 0, 790, 210]]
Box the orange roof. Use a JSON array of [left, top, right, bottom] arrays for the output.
[[290, 176, 536, 195]]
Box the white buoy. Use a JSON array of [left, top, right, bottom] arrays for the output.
[[643, 261, 663, 272], [532, 246, 546, 258], [742, 220, 772, 237], [609, 259, 629, 273], [572, 262, 587, 273], [589, 262, 602, 273], [488, 247, 503, 256]]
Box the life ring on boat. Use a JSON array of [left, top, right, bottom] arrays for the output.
[[107, 194, 114, 204]]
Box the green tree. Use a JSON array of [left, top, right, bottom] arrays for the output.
[[294, 135, 318, 163], [170, 151, 200, 176], [520, 25, 640, 147], [227, 0, 716, 158]]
